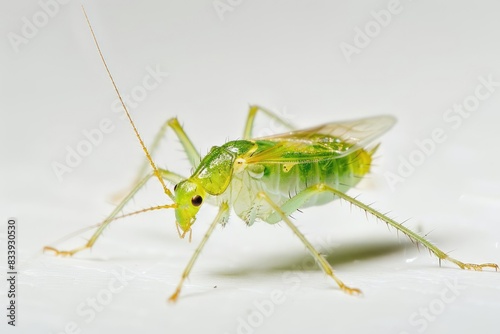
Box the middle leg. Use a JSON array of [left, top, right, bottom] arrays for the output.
[[257, 191, 362, 295], [242, 105, 296, 139]]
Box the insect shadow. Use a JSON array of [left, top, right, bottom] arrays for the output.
[[214, 239, 408, 277]]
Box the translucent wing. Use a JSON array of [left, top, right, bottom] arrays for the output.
[[245, 115, 396, 164]]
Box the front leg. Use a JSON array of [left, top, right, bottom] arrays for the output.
[[133, 118, 200, 185], [44, 168, 184, 257], [168, 202, 230, 302]]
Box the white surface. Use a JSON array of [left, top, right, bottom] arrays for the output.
[[1, 1, 500, 333]]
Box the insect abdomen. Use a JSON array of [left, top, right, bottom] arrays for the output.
[[263, 148, 374, 207]]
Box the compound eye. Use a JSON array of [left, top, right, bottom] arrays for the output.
[[174, 184, 178, 191], [191, 195, 203, 207]]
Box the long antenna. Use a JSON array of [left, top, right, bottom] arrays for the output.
[[81, 6, 174, 201]]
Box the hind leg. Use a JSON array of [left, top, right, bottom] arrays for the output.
[[267, 184, 498, 272]]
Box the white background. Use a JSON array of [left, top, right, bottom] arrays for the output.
[[1, 1, 500, 333]]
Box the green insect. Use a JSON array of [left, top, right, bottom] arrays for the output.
[[44, 7, 498, 302]]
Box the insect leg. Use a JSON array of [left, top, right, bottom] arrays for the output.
[[44, 168, 184, 256], [316, 184, 498, 272], [243, 105, 296, 139], [270, 183, 498, 272], [133, 118, 200, 185], [168, 202, 230, 302], [257, 191, 362, 295]]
